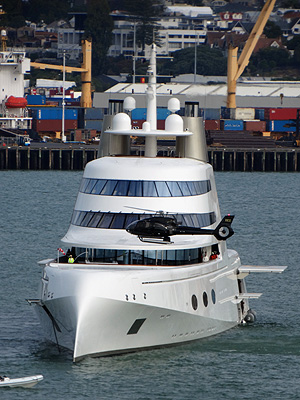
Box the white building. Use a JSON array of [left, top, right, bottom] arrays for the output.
[[108, 6, 214, 58]]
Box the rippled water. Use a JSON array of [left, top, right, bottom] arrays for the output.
[[0, 170, 299, 399]]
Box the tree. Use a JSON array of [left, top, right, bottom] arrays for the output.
[[84, 0, 114, 75], [123, 0, 164, 51], [249, 47, 292, 75], [185, 0, 203, 5], [264, 21, 282, 39], [22, 0, 71, 24], [280, 0, 300, 7], [1, 0, 25, 28], [159, 45, 227, 76]]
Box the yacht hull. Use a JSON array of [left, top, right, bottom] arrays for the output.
[[35, 257, 243, 361]]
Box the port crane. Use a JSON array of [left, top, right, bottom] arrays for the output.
[[30, 39, 92, 108], [227, 0, 276, 109]]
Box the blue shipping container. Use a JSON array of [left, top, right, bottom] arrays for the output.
[[221, 107, 230, 119], [204, 108, 220, 120], [31, 108, 78, 120], [132, 108, 171, 120], [84, 108, 104, 120], [26, 94, 46, 105], [223, 120, 243, 130], [84, 120, 103, 130], [267, 120, 296, 132], [255, 108, 265, 120]]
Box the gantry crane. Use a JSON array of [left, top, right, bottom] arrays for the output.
[[30, 39, 92, 108], [227, 0, 276, 109]]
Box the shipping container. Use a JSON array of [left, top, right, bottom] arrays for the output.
[[132, 108, 171, 120], [132, 120, 165, 130], [221, 120, 243, 131], [265, 108, 298, 120], [204, 119, 220, 130], [84, 120, 102, 131], [34, 119, 78, 132], [220, 107, 230, 119], [31, 107, 78, 120], [230, 108, 255, 120], [244, 120, 266, 131], [267, 120, 296, 132], [204, 108, 220, 120], [26, 94, 46, 105], [74, 129, 98, 141], [84, 107, 104, 120], [255, 108, 265, 120]]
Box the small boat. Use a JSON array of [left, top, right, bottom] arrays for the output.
[[0, 375, 43, 388]]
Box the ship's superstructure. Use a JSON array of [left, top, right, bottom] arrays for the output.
[[0, 40, 32, 131], [30, 44, 286, 362]]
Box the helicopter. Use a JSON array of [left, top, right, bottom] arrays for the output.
[[126, 212, 234, 244]]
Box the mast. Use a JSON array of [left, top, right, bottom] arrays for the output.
[[145, 43, 157, 158]]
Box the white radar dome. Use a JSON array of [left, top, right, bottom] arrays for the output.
[[168, 97, 180, 113], [165, 114, 183, 133], [142, 121, 150, 131], [123, 96, 136, 111], [112, 113, 131, 131]]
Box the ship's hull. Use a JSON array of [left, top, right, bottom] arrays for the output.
[[35, 254, 244, 362]]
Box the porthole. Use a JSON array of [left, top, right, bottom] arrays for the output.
[[211, 289, 216, 304], [191, 294, 198, 310], [203, 292, 208, 307]]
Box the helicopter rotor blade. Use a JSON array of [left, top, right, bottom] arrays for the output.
[[124, 206, 167, 214]]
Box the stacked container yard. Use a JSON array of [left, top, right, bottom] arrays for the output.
[[30, 107, 78, 134], [83, 107, 103, 131], [131, 108, 171, 130]]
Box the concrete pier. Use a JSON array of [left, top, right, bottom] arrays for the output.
[[0, 146, 299, 172], [0, 147, 98, 170]]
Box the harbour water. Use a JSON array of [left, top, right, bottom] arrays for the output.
[[0, 170, 299, 399]]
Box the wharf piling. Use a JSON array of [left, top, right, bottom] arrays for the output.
[[0, 147, 98, 171], [0, 147, 299, 172]]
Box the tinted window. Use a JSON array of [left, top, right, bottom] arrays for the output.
[[92, 179, 107, 194], [203, 292, 208, 307], [128, 181, 143, 197], [73, 245, 218, 267], [72, 211, 216, 230], [187, 181, 197, 195], [166, 181, 182, 196], [81, 212, 94, 227], [100, 213, 114, 228], [113, 180, 130, 196], [110, 213, 126, 229], [85, 179, 97, 193], [101, 180, 118, 195], [155, 181, 171, 197], [80, 178, 211, 197], [178, 181, 191, 196], [143, 181, 157, 197], [89, 212, 104, 228]]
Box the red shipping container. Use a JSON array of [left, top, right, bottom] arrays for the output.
[[205, 119, 220, 130], [244, 120, 266, 131], [36, 119, 77, 133], [75, 129, 97, 141], [265, 108, 297, 120], [132, 120, 165, 130]]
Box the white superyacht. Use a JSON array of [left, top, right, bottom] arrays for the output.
[[31, 44, 286, 362]]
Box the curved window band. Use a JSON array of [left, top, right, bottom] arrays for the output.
[[72, 245, 219, 267], [71, 211, 216, 230], [79, 178, 211, 197]]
